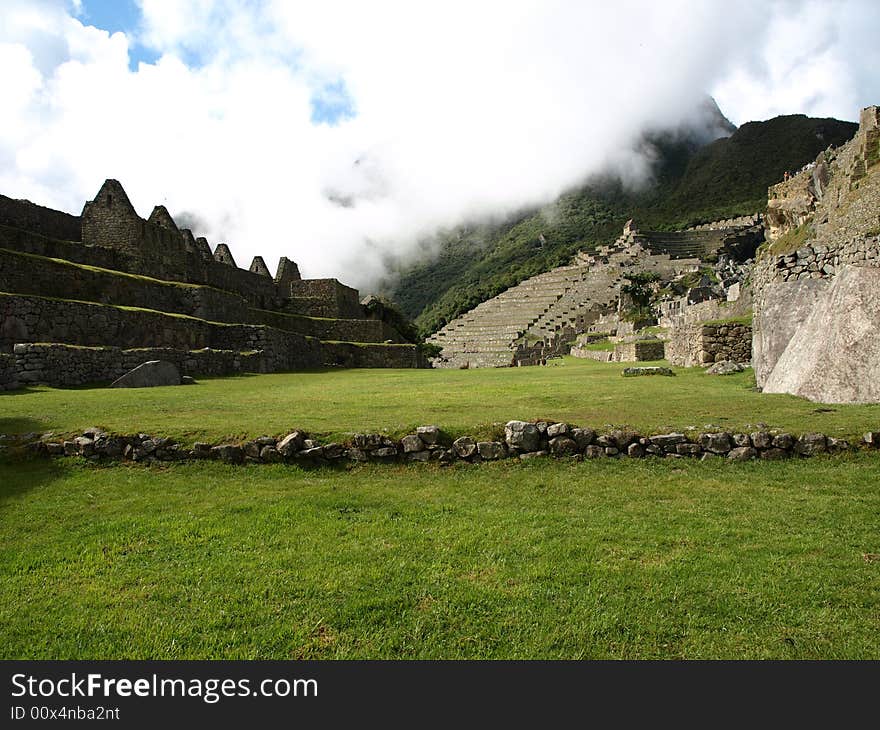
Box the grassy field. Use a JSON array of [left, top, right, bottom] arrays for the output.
[[1, 357, 878, 444], [1, 455, 878, 659]]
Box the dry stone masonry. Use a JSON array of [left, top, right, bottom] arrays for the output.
[[0, 179, 427, 389], [17, 419, 880, 466]]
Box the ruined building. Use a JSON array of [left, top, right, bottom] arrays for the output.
[[427, 216, 762, 368], [0, 179, 424, 390]]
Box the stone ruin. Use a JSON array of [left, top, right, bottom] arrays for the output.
[[0, 179, 426, 390], [427, 214, 762, 369], [753, 105, 880, 403]]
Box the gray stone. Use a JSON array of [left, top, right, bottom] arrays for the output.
[[705, 360, 744, 375], [416, 425, 441, 445], [353, 433, 385, 450], [477, 441, 505, 460], [401, 434, 425, 453], [323, 443, 346, 459], [549, 436, 578, 455], [212, 444, 243, 463], [699, 432, 732, 453], [452, 436, 477, 458], [372, 447, 398, 459], [621, 366, 675, 377], [627, 443, 645, 458], [751, 431, 773, 450], [700, 452, 721, 462], [110, 360, 181, 388], [732, 433, 751, 448], [406, 450, 431, 462], [519, 451, 548, 460], [242, 441, 261, 459], [277, 431, 306, 456], [762, 267, 880, 403], [181, 376, 196, 385], [753, 279, 829, 387], [760, 448, 789, 460], [772, 433, 795, 450], [346, 448, 369, 462], [863, 432, 880, 448], [609, 429, 639, 450], [570, 428, 595, 449], [649, 433, 687, 448], [505, 421, 540, 452], [676, 443, 702, 456], [796, 433, 827, 456], [584, 446, 605, 459], [260, 446, 282, 462], [546, 422, 569, 438], [728, 446, 758, 461]]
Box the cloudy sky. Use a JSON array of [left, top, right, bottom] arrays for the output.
[[1, 0, 878, 288]]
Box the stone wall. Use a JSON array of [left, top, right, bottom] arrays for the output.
[[287, 279, 363, 318], [0, 194, 82, 242], [13, 343, 267, 387], [613, 339, 664, 362], [322, 341, 426, 369], [667, 319, 752, 367], [0, 352, 17, 391], [760, 235, 880, 285], [249, 308, 403, 343], [0, 247, 252, 323], [24, 420, 876, 466], [0, 223, 129, 272], [0, 292, 322, 371]]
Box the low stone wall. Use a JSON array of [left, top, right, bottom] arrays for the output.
[[0, 352, 18, 391], [12, 343, 266, 387], [322, 342, 426, 369], [614, 339, 664, 362], [667, 319, 752, 367], [22, 420, 879, 466]]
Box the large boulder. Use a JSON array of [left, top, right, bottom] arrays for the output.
[[753, 278, 829, 387], [762, 266, 880, 403], [110, 360, 181, 388]]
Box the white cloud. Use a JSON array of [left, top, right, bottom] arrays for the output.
[[0, 0, 877, 290]]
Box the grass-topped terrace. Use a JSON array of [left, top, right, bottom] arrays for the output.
[[1, 455, 878, 659], [1, 357, 877, 444]]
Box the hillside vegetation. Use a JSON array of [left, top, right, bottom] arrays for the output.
[[383, 114, 857, 337]]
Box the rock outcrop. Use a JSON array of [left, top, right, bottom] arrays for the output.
[[753, 105, 880, 403], [762, 266, 880, 403]]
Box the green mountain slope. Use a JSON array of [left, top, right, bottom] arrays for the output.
[[382, 114, 857, 337]]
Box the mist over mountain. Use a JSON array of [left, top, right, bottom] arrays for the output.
[[383, 109, 857, 336]]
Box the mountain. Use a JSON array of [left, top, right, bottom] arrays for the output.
[[380, 111, 857, 337]]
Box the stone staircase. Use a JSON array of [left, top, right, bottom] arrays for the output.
[[428, 242, 702, 368]]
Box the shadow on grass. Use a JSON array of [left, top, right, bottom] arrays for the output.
[[0, 455, 72, 503]]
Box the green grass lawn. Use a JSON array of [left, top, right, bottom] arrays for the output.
[[2, 455, 878, 659], [1, 357, 878, 444]]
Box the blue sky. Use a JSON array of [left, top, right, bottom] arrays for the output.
[[75, 0, 353, 124], [76, 0, 159, 68]]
